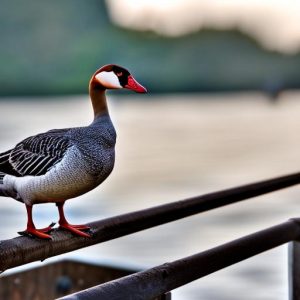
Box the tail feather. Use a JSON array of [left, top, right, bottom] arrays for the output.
[[0, 171, 23, 202], [0, 149, 19, 176]]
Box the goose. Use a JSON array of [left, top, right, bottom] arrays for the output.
[[0, 64, 147, 239]]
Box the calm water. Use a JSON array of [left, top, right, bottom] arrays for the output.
[[1, 92, 300, 299]]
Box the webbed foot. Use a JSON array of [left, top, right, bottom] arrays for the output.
[[18, 224, 55, 240]]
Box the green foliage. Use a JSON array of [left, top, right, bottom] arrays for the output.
[[1, 0, 300, 96]]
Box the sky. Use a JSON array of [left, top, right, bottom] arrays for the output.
[[107, 0, 300, 54]]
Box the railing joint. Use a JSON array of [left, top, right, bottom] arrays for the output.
[[288, 218, 300, 241]]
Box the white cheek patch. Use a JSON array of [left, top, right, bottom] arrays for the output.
[[95, 71, 122, 89]]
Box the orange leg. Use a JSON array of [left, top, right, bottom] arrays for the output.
[[18, 204, 54, 239], [56, 202, 91, 238]]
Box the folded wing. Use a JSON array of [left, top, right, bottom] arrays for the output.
[[0, 130, 72, 177]]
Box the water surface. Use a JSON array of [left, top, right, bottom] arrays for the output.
[[1, 92, 300, 299]]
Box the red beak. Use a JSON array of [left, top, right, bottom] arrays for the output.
[[125, 75, 147, 93]]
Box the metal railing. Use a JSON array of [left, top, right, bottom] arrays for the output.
[[1, 172, 300, 298], [1, 172, 300, 272], [59, 219, 300, 300]]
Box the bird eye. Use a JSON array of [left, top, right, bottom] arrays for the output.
[[116, 72, 123, 77]]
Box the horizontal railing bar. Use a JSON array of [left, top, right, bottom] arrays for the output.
[[1, 172, 300, 272], [59, 218, 300, 300]]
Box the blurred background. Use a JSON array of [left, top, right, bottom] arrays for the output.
[[1, 0, 300, 299]]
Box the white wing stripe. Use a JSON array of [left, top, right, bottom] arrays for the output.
[[36, 157, 58, 175], [21, 156, 46, 175], [29, 156, 52, 175], [0, 150, 11, 164], [16, 157, 34, 173]]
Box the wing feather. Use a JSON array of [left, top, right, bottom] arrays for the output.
[[9, 130, 72, 176], [0, 150, 12, 164]]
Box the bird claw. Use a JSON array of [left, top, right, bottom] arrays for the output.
[[18, 228, 52, 240], [59, 223, 91, 238], [18, 222, 55, 239], [38, 222, 56, 233], [66, 224, 90, 231]]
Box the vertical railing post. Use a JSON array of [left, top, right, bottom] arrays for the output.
[[289, 241, 300, 300]]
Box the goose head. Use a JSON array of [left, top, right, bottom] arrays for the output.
[[91, 64, 147, 93]]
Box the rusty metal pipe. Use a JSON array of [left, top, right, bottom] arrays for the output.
[[1, 172, 300, 272], [59, 219, 300, 300]]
